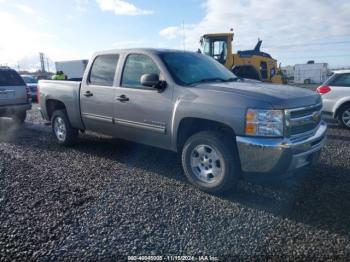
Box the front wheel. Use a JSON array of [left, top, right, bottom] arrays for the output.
[[181, 131, 240, 194], [51, 110, 78, 146], [339, 105, 350, 130]]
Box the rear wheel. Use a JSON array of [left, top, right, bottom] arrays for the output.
[[51, 110, 78, 145], [13, 111, 26, 124], [339, 105, 350, 130], [181, 131, 240, 194]]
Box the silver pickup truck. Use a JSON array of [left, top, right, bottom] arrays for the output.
[[38, 49, 327, 193]]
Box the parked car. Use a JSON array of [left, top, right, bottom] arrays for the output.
[[21, 75, 38, 102], [38, 49, 327, 193], [317, 70, 350, 129], [0, 67, 31, 123]]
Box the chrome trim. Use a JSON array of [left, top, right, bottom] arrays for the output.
[[287, 103, 323, 113], [82, 113, 113, 123], [114, 118, 166, 134], [290, 110, 322, 124], [285, 103, 323, 138], [236, 122, 327, 174]]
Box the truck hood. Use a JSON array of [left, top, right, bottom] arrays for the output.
[[195, 81, 321, 109]]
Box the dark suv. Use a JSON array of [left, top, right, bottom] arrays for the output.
[[0, 67, 31, 123]]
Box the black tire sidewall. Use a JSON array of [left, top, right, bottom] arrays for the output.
[[182, 131, 239, 193], [339, 106, 350, 130]]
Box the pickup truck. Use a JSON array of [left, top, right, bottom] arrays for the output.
[[38, 49, 327, 193], [0, 67, 31, 123]]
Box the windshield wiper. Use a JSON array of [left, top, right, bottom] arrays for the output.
[[225, 77, 241, 82], [187, 78, 229, 86]]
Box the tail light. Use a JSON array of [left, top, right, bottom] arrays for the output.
[[25, 85, 31, 101], [317, 85, 331, 95]]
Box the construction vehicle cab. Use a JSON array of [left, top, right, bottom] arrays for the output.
[[200, 33, 284, 84]]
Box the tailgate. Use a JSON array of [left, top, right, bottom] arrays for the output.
[[0, 85, 27, 106]]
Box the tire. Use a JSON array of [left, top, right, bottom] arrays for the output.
[[181, 131, 240, 194], [338, 104, 350, 130], [13, 111, 26, 124], [51, 110, 78, 146]]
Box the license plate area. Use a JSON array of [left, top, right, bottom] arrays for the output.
[[0, 92, 8, 99], [0, 90, 15, 100]]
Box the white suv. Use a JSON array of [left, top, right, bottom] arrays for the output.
[[318, 70, 350, 130]]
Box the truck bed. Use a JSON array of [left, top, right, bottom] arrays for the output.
[[38, 80, 85, 129]]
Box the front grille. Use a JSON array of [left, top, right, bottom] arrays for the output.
[[286, 103, 322, 138], [290, 104, 322, 118]]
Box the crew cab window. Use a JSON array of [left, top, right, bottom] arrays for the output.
[[331, 74, 350, 87], [122, 54, 160, 89], [0, 70, 25, 86], [89, 55, 119, 86]]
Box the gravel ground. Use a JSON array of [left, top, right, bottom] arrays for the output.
[[0, 104, 350, 261]]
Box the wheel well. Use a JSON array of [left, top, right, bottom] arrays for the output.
[[46, 99, 66, 120], [177, 118, 236, 152], [335, 101, 350, 118]]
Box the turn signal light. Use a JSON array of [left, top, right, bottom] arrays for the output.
[[245, 123, 257, 135], [317, 85, 331, 95], [25, 86, 31, 101]]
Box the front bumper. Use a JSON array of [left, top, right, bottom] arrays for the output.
[[236, 122, 327, 177], [0, 103, 32, 116]]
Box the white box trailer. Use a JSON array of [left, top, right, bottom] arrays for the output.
[[55, 60, 88, 80], [294, 63, 328, 84]]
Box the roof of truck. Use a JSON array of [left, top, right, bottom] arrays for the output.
[[94, 48, 194, 55]]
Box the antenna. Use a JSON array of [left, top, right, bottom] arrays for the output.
[[182, 20, 186, 51]]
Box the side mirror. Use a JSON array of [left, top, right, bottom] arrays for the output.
[[140, 74, 166, 91]]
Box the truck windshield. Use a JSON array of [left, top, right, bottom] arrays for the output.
[[160, 52, 236, 86]]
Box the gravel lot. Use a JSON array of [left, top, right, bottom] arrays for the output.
[[1, 104, 350, 261]]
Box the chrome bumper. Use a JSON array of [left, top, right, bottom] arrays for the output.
[[236, 122, 327, 176]]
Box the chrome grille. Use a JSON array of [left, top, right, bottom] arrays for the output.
[[286, 103, 323, 140]]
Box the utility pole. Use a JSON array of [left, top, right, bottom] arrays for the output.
[[39, 52, 46, 72], [46, 57, 50, 73], [182, 20, 186, 51]]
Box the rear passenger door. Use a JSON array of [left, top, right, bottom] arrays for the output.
[[80, 54, 119, 135], [113, 53, 174, 149]]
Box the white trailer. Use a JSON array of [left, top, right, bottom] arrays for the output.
[[294, 62, 328, 84], [55, 60, 88, 80]]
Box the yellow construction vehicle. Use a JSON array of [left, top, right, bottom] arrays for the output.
[[200, 32, 285, 84]]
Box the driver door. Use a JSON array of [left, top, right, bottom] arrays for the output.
[[113, 53, 174, 149]]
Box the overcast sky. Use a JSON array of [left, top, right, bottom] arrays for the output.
[[1, 0, 350, 71]]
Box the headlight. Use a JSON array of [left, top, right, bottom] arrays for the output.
[[245, 109, 284, 137]]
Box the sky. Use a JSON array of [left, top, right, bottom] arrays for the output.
[[0, 0, 350, 71]]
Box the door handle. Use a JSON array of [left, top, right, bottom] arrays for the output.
[[116, 94, 129, 102], [84, 91, 93, 97]]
